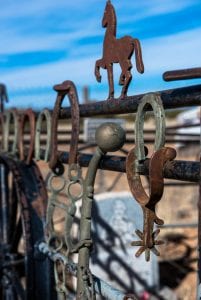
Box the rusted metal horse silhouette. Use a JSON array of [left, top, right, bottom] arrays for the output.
[[95, 0, 144, 100], [0, 83, 9, 112]]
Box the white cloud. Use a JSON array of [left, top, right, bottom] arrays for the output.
[[143, 27, 201, 74], [2, 27, 200, 89]]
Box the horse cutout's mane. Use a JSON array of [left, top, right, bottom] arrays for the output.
[[95, 1, 144, 100]]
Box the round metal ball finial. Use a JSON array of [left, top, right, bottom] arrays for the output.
[[95, 122, 125, 152]]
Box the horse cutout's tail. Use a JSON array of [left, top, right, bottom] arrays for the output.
[[133, 39, 144, 74]]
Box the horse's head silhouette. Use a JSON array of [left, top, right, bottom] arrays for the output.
[[95, 1, 144, 100], [102, 1, 116, 30]]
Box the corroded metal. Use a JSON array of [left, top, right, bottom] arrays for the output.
[[126, 93, 177, 261], [0, 154, 56, 299], [36, 147, 200, 182], [49, 80, 80, 175], [95, 0, 144, 99], [46, 80, 90, 299], [77, 122, 125, 299], [60, 84, 201, 118], [163, 67, 201, 82], [35, 108, 52, 162], [18, 109, 35, 165]]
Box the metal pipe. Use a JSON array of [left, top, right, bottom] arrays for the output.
[[59, 85, 201, 118], [37, 148, 200, 182], [163, 67, 201, 82], [1, 122, 199, 135], [157, 223, 197, 229]]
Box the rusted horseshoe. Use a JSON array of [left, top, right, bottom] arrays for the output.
[[126, 93, 176, 261], [35, 108, 52, 162], [18, 109, 35, 165], [49, 80, 80, 176]]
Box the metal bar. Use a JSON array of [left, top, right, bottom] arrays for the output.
[[157, 223, 197, 229], [163, 67, 201, 82], [1, 122, 199, 135], [38, 242, 136, 300], [37, 148, 200, 182], [59, 85, 201, 118]]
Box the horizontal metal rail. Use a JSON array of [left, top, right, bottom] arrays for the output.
[[60, 84, 201, 118], [163, 67, 201, 82], [36, 148, 200, 182]]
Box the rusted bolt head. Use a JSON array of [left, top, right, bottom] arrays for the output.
[[95, 122, 125, 152]]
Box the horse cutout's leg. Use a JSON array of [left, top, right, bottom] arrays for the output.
[[119, 71, 125, 86], [119, 60, 132, 99], [95, 59, 105, 82], [107, 63, 114, 100]]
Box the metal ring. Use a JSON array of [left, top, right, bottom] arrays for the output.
[[48, 174, 66, 193], [35, 109, 52, 162], [67, 179, 84, 201], [18, 109, 35, 164], [3, 109, 19, 154], [49, 80, 80, 174], [135, 93, 165, 162]]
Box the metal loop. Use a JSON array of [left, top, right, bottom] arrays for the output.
[[35, 108, 52, 162], [48, 174, 66, 193], [67, 178, 84, 201], [49, 80, 80, 174], [135, 93, 165, 162], [3, 109, 19, 154], [48, 234, 64, 252], [18, 109, 35, 164], [68, 163, 82, 181]]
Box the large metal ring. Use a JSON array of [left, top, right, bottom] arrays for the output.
[[35, 109, 52, 162], [18, 109, 35, 164], [135, 93, 166, 162]]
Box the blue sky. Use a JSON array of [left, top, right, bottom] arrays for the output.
[[0, 0, 201, 109]]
